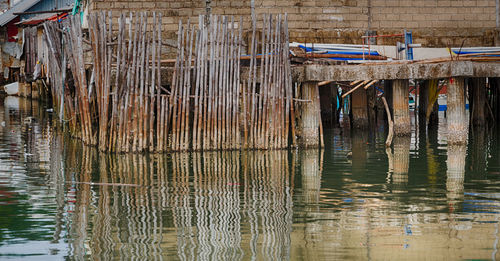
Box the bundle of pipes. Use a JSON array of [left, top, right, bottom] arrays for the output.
[[43, 12, 298, 153]]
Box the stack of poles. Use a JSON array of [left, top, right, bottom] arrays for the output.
[[66, 14, 95, 146], [245, 14, 295, 149], [84, 12, 163, 152], [44, 19, 81, 136], [42, 22, 64, 124], [45, 12, 297, 153], [174, 15, 244, 151]]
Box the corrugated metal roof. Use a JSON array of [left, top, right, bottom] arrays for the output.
[[16, 12, 69, 25], [21, 0, 73, 19], [0, 0, 41, 26]]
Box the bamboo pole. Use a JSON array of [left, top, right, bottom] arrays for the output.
[[382, 96, 394, 147], [193, 17, 202, 151], [149, 12, 156, 152], [235, 17, 243, 150], [363, 80, 378, 90], [341, 80, 370, 99]]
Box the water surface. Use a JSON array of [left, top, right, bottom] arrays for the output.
[[0, 96, 499, 260]]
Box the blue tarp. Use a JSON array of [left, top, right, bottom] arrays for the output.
[[452, 50, 500, 56], [299, 45, 381, 60]]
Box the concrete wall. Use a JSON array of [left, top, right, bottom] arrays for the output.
[[88, 0, 498, 47]]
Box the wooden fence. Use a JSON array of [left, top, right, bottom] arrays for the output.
[[43, 12, 296, 152]]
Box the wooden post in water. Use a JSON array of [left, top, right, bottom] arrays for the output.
[[447, 77, 468, 145], [329, 83, 338, 127], [298, 82, 322, 148], [495, 78, 500, 123], [351, 87, 369, 129], [319, 84, 334, 128], [392, 79, 411, 136], [471, 77, 487, 127], [418, 80, 429, 128], [494, 78, 500, 123], [425, 79, 440, 128], [366, 84, 377, 129], [418, 79, 440, 136]]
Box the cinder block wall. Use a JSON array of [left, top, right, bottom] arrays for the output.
[[89, 0, 498, 47]]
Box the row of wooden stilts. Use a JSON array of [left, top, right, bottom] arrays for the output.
[[308, 77, 500, 146]]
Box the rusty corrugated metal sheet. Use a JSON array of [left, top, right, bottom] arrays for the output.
[[16, 12, 68, 25], [21, 0, 73, 19]]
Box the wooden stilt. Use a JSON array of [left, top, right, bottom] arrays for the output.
[[447, 77, 468, 145], [392, 79, 411, 136], [471, 78, 486, 127], [298, 82, 321, 148]]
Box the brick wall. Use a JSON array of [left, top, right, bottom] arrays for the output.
[[89, 0, 498, 47]]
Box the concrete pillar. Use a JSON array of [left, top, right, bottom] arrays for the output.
[[351, 87, 369, 129], [447, 77, 468, 145], [298, 82, 321, 148], [471, 78, 486, 127], [446, 144, 466, 211], [392, 79, 411, 136]]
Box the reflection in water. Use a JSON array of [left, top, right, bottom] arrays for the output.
[[469, 127, 488, 176], [1, 97, 500, 260], [425, 126, 440, 185], [351, 130, 367, 174], [447, 144, 466, 210], [392, 136, 411, 192], [301, 149, 324, 259], [62, 147, 295, 260]]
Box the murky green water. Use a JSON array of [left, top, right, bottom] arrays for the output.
[[0, 96, 499, 260]]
